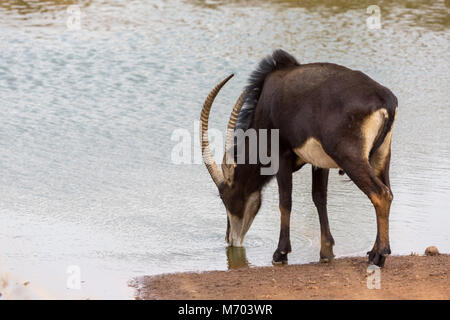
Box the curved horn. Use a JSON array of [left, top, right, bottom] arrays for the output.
[[200, 74, 234, 187], [224, 90, 247, 158], [222, 90, 246, 186]]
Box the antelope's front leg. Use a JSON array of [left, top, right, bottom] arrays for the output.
[[272, 155, 294, 264], [312, 167, 335, 262]]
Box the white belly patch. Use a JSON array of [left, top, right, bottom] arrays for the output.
[[293, 138, 339, 169]]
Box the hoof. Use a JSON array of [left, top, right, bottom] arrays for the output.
[[320, 248, 335, 264], [272, 249, 288, 265], [367, 247, 391, 267], [319, 256, 334, 263], [272, 259, 288, 265]]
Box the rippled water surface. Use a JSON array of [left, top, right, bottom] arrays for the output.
[[0, 0, 449, 299]]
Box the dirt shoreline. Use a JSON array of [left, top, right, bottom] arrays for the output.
[[134, 254, 449, 300]]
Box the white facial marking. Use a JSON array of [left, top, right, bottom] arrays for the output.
[[227, 192, 260, 247]]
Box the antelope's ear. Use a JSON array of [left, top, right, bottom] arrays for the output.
[[222, 162, 236, 187]]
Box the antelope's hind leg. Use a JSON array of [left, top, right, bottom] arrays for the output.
[[368, 144, 393, 266], [335, 153, 393, 267], [312, 166, 335, 263]]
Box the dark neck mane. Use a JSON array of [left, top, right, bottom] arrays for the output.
[[232, 49, 300, 194]]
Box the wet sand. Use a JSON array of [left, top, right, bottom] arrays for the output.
[[134, 254, 449, 300]]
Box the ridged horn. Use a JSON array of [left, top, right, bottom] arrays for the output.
[[224, 90, 247, 165], [200, 74, 234, 187]]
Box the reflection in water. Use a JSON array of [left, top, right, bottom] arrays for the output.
[[226, 246, 249, 270]]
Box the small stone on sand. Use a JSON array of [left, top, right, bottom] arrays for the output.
[[425, 246, 439, 256]]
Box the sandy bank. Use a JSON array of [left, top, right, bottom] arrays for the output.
[[134, 254, 449, 300]]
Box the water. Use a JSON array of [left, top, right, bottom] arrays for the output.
[[0, 0, 449, 299]]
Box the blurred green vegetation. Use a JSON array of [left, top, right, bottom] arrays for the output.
[[1, 0, 448, 29], [0, 0, 90, 14], [193, 0, 448, 10], [194, 0, 449, 29]]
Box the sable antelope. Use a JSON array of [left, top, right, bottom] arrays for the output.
[[200, 50, 397, 267]]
